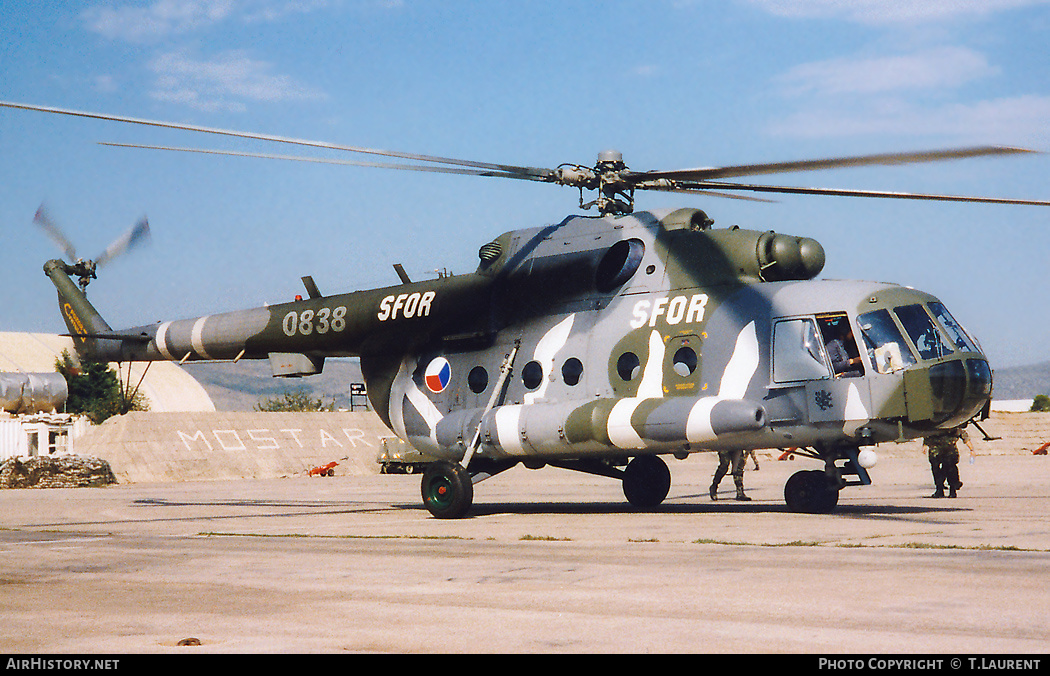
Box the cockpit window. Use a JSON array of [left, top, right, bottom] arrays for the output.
[[816, 312, 864, 378], [773, 318, 831, 382], [894, 304, 955, 360], [857, 309, 917, 374], [927, 302, 979, 353]]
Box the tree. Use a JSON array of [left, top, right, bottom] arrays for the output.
[[55, 350, 149, 424], [254, 387, 336, 412], [1031, 394, 1050, 412]]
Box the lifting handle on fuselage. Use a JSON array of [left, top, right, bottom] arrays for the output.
[[461, 340, 520, 470]]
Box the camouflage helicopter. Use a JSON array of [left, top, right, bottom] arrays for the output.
[[4, 100, 1049, 518]]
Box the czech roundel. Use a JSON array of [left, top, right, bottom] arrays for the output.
[[424, 357, 452, 393]]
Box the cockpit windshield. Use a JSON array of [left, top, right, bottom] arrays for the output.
[[927, 302, 980, 353], [857, 308, 917, 374], [895, 304, 956, 360]]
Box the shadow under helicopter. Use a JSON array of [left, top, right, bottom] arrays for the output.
[[393, 499, 967, 521], [7, 496, 966, 532]]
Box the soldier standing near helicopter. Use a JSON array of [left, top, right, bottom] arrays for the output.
[[710, 450, 750, 501], [923, 426, 975, 498]]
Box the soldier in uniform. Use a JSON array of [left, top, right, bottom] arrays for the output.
[[922, 426, 975, 498], [710, 449, 750, 501]]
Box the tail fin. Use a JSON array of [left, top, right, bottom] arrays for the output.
[[43, 259, 113, 360]]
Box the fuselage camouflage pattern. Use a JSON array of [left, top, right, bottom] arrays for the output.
[[47, 207, 992, 471]]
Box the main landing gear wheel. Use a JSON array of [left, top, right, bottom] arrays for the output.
[[622, 455, 672, 508], [421, 461, 474, 519], [784, 469, 839, 514]]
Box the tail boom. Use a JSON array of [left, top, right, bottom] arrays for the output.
[[44, 258, 490, 368]]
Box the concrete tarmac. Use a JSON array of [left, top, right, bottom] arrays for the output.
[[1, 452, 1049, 654]]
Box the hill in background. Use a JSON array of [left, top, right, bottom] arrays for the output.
[[181, 358, 1050, 411], [992, 361, 1050, 400], [181, 358, 365, 411]]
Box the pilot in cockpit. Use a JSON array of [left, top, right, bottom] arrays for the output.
[[824, 323, 864, 378]]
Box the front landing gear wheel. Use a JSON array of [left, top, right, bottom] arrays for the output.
[[784, 470, 839, 514], [421, 461, 474, 519], [622, 455, 671, 508]]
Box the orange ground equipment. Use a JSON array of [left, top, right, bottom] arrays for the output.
[[309, 461, 338, 477]]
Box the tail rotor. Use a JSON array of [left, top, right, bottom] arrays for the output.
[[33, 204, 151, 292]]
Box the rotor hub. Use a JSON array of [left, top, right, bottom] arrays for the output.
[[552, 150, 636, 216]]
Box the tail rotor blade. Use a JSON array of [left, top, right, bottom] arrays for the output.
[[33, 204, 78, 262], [94, 216, 151, 269]]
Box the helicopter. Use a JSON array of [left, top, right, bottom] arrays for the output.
[[3, 100, 1049, 518]]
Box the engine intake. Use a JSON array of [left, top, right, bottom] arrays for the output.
[[756, 231, 825, 281]]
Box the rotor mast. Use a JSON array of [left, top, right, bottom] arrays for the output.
[[553, 150, 639, 216]]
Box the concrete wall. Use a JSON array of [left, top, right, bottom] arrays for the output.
[[61, 409, 1050, 484], [74, 411, 397, 483]]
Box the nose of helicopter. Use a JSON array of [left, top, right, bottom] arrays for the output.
[[920, 355, 993, 430], [855, 295, 992, 432]]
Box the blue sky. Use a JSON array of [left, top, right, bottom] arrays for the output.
[[1, 0, 1048, 369]]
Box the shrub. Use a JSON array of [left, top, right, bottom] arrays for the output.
[[255, 388, 336, 412], [54, 350, 148, 424]]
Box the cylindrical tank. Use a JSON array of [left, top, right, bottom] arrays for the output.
[[0, 374, 23, 413], [0, 372, 68, 414]]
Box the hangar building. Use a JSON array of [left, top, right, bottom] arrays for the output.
[[1, 332, 214, 461]]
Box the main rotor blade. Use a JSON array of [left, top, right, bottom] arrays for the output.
[[652, 180, 1050, 206], [635, 146, 1040, 182], [33, 205, 78, 261], [94, 216, 151, 269], [99, 143, 551, 181], [633, 183, 776, 203], [0, 100, 555, 180]]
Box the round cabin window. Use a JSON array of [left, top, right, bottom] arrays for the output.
[[561, 357, 584, 386], [672, 347, 698, 376], [522, 361, 543, 390], [468, 366, 488, 394], [616, 352, 641, 381]]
